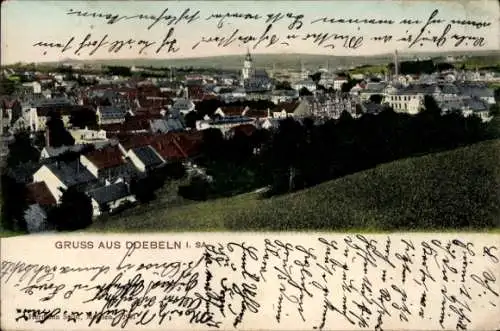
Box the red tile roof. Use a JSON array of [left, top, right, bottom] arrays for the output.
[[119, 133, 157, 150], [101, 117, 151, 133], [84, 145, 126, 169], [118, 131, 203, 161], [26, 182, 56, 206]]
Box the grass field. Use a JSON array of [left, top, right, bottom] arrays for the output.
[[87, 139, 500, 233]]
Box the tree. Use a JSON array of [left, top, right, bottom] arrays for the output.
[[309, 72, 321, 84], [275, 80, 293, 90], [1, 172, 28, 232], [47, 187, 93, 231], [369, 94, 383, 104], [7, 132, 41, 167], [184, 111, 199, 129], [46, 111, 75, 147], [70, 109, 98, 129], [299, 87, 313, 96]]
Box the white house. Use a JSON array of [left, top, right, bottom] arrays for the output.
[[32, 161, 97, 203], [70, 128, 108, 143], [292, 79, 317, 92], [87, 182, 137, 217], [126, 146, 165, 172], [80, 145, 130, 180], [333, 77, 348, 90]]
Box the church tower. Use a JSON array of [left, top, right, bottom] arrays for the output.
[[242, 48, 255, 80]]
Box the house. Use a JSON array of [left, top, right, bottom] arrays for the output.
[[214, 106, 247, 118], [21, 81, 42, 94], [70, 128, 108, 143], [333, 75, 349, 90], [87, 182, 137, 217], [195, 116, 256, 133], [149, 118, 185, 134], [170, 98, 195, 116], [261, 117, 281, 130], [292, 79, 317, 92], [96, 106, 127, 125], [126, 146, 165, 172], [271, 101, 309, 119], [33, 160, 98, 203], [457, 84, 496, 105], [24, 181, 57, 233], [80, 145, 132, 181], [40, 145, 86, 159]]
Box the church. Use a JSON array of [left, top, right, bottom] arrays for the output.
[[240, 49, 272, 92]]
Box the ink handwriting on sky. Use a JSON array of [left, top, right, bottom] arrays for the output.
[[27, 6, 494, 58]]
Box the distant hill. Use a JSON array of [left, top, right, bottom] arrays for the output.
[[31, 49, 500, 71], [89, 139, 500, 233]]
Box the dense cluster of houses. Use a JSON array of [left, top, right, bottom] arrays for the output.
[[1, 52, 498, 232]]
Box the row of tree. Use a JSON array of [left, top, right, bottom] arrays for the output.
[[187, 96, 497, 199]]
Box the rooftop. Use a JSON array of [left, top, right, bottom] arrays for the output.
[[83, 145, 126, 169]]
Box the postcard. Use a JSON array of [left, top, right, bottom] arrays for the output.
[[1, 0, 499, 330]]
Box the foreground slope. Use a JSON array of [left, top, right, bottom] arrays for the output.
[[89, 139, 500, 232]]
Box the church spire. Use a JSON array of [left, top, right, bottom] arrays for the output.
[[245, 47, 252, 62]]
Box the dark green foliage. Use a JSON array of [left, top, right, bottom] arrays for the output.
[[369, 94, 383, 104], [105, 66, 132, 76], [225, 140, 500, 231], [70, 109, 98, 129], [309, 72, 321, 84], [299, 87, 313, 96], [274, 81, 293, 90], [178, 176, 211, 201], [6, 132, 41, 167], [265, 97, 492, 196], [46, 112, 75, 147], [47, 187, 93, 231], [0, 172, 28, 232]]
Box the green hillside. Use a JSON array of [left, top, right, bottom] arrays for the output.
[[89, 139, 500, 233]]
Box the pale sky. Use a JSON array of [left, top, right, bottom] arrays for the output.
[[1, 0, 499, 64]]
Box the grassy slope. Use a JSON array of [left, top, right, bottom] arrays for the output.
[[88, 139, 500, 233]]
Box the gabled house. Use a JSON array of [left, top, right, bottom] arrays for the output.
[[80, 145, 132, 181], [33, 160, 98, 203], [126, 145, 165, 172], [96, 106, 127, 125], [87, 182, 137, 217], [40, 145, 86, 160]]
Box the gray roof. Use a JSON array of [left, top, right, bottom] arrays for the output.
[[87, 182, 132, 205], [132, 146, 164, 167], [99, 106, 127, 119], [45, 160, 96, 187], [42, 145, 85, 158], [150, 118, 185, 133], [464, 98, 488, 112], [457, 84, 494, 98]]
